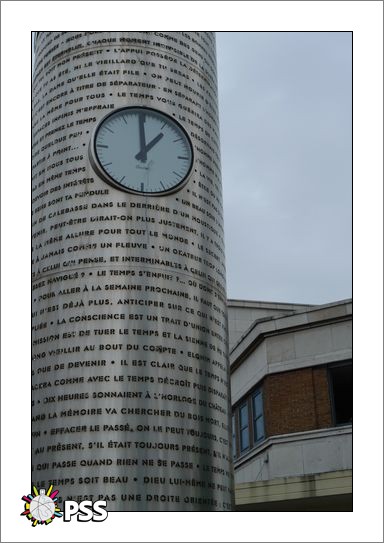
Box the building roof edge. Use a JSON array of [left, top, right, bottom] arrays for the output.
[[229, 298, 352, 368]]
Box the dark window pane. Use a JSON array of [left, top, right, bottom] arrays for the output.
[[252, 390, 265, 443], [240, 427, 249, 451], [239, 403, 249, 451], [253, 391, 263, 417], [239, 403, 248, 428], [329, 363, 353, 425], [255, 416, 265, 441], [232, 414, 236, 458]]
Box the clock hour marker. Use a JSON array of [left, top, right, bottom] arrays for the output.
[[178, 156, 188, 160], [105, 127, 114, 134], [161, 122, 166, 129], [120, 176, 126, 183], [122, 116, 127, 124], [173, 138, 182, 142], [160, 182, 166, 189], [97, 144, 109, 148], [173, 171, 182, 178], [104, 162, 112, 166], [141, 183, 145, 191]]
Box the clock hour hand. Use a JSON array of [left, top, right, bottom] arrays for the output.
[[138, 113, 147, 162], [135, 133, 164, 161]]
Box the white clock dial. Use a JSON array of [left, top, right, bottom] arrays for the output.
[[90, 107, 193, 195]]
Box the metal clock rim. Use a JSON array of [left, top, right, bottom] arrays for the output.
[[89, 105, 194, 197]]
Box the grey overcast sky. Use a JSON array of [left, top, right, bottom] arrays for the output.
[[216, 32, 352, 305]]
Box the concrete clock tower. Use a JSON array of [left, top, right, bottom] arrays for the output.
[[32, 32, 233, 511]]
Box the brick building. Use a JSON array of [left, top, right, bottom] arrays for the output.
[[228, 299, 352, 511]]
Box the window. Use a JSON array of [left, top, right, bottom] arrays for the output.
[[239, 403, 250, 452], [328, 362, 352, 425], [252, 389, 265, 442], [232, 414, 237, 459], [232, 386, 265, 458]]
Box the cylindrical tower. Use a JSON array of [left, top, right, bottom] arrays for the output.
[[32, 32, 233, 511]]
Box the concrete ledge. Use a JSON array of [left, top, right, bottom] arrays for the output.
[[234, 425, 352, 463], [235, 469, 352, 506]]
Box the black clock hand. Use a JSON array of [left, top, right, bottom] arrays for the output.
[[144, 132, 164, 153], [135, 133, 164, 160], [138, 113, 147, 162]]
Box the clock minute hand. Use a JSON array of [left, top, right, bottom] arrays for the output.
[[135, 133, 164, 161], [138, 114, 147, 162]]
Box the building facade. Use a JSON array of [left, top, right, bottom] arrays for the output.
[[228, 299, 352, 511]]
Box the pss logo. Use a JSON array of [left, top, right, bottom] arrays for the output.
[[21, 486, 108, 526], [63, 500, 108, 523]]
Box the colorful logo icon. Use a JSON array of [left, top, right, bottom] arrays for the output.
[[21, 485, 62, 526]]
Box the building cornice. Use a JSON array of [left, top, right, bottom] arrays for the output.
[[230, 299, 352, 373], [233, 425, 352, 470]]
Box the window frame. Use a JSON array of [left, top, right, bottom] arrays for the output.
[[239, 401, 250, 453], [232, 385, 265, 459], [231, 413, 237, 460], [251, 388, 265, 444]]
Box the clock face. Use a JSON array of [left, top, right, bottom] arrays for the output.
[[90, 107, 193, 195]]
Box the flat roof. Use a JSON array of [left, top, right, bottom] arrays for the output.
[[227, 299, 316, 310]]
